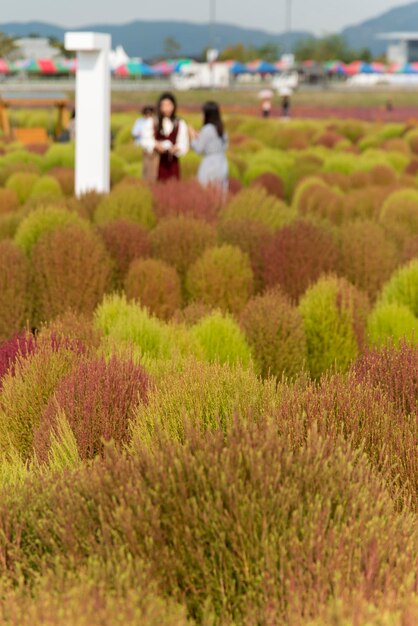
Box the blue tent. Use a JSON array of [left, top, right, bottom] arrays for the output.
[[230, 62, 248, 75], [253, 61, 278, 74]]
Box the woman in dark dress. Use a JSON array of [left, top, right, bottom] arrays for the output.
[[154, 92, 189, 181]]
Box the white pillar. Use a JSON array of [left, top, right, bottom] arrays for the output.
[[65, 32, 111, 196]]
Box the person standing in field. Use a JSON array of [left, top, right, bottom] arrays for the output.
[[141, 92, 189, 182], [189, 101, 228, 191], [131, 105, 158, 182]]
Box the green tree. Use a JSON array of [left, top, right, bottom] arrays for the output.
[[294, 34, 370, 63], [219, 43, 258, 63], [164, 36, 181, 58], [257, 43, 280, 62], [0, 32, 17, 59]]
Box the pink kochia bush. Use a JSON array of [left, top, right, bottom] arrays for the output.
[[152, 179, 223, 223], [34, 355, 149, 461], [264, 220, 339, 302]]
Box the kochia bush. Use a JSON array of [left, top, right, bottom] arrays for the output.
[[0, 241, 31, 341], [97, 219, 151, 285], [221, 186, 295, 231], [240, 289, 306, 378], [34, 355, 149, 461], [263, 220, 339, 302], [32, 225, 112, 324], [125, 258, 182, 321], [190, 311, 252, 367], [379, 259, 418, 317], [152, 179, 222, 223], [299, 275, 369, 378], [94, 186, 156, 229], [186, 244, 254, 314], [367, 303, 418, 347]]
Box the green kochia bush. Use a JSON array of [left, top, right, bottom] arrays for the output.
[[299, 276, 369, 378], [240, 289, 306, 378], [367, 303, 418, 347], [190, 311, 252, 367], [0, 241, 31, 341], [379, 188, 418, 245], [94, 186, 156, 229], [29, 175, 63, 201], [14, 206, 90, 254], [186, 244, 254, 314], [5, 172, 38, 204], [32, 225, 112, 324], [379, 259, 418, 318], [132, 358, 277, 444], [221, 186, 295, 231]]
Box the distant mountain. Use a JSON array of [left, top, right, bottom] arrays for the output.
[[0, 20, 310, 59], [342, 1, 418, 55]]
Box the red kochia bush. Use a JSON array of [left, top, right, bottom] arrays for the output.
[[351, 341, 418, 418], [32, 225, 112, 324], [152, 179, 223, 223], [97, 219, 151, 284], [219, 218, 272, 292], [263, 220, 339, 302], [0, 240, 31, 341], [151, 216, 217, 277], [0, 332, 35, 388], [34, 355, 149, 461], [250, 172, 285, 199], [0, 188, 19, 214], [125, 258, 182, 320]]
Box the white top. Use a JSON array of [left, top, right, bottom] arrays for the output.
[[140, 117, 189, 157], [132, 117, 154, 147]]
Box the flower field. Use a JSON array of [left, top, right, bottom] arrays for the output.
[[0, 113, 417, 625]]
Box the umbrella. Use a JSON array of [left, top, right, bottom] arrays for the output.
[[325, 60, 347, 75], [230, 62, 248, 75], [114, 61, 155, 77], [247, 60, 278, 74], [396, 63, 418, 74], [172, 59, 193, 73], [152, 61, 173, 76], [258, 88, 274, 99]]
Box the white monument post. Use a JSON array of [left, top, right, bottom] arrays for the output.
[[65, 32, 111, 196]]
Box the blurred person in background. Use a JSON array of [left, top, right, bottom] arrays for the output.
[[189, 101, 228, 192], [132, 105, 158, 182]]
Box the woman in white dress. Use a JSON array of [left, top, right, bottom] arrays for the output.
[[141, 92, 189, 182], [190, 101, 228, 191]]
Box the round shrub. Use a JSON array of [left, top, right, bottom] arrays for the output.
[[39, 311, 102, 353], [250, 172, 285, 199], [29, 176, 63, 201], [186, 245, 254, 314], [190, 311, 252, 367], [0, 241, 31, 341], [94, 186, 155, 229], [95, 294, 172, 361], [125, 258, 182, 321], [32, 225, 112, 324], [151, 216, 217, 277], [34, 356, 149, 462], [402, 234, 418, 263], [264, 220, 339, 302], [299, 275, 369, 378], [5, 172, 38, 204], [0, 188, 19, 214], [97, 219, 151, 285], [339, 220, 398, 300], [218, 218, 271, 292], [379, 188, 418, 245], [43, 144, 75, 170], [14, 206, 90, 255], [240, 289, 306, 378], [380, 259, 418, 317], [292, 176, 327, 214], [296, 184, 344, 224], [49, 167, 75, 196], [221, 187, 294, 231], [152, 179, 222, 223], [367, 303, 418, 347], [342, 186, 388, 222], [0, 340, 83, 458]]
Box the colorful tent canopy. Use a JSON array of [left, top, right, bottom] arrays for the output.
[[230, 61, 248, 75], [0, 59, 14, 74], [151, 61, 173, 76], [395, 63, 418, 74], [114, 61, 155, 77], [246, 60, 278, 74]]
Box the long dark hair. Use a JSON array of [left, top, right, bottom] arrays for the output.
[[157, 92, 177, 132], [203, 101, 224, 138]]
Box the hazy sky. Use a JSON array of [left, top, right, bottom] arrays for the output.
[[2, 0, 412, 34]]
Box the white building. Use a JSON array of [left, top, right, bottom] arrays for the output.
[[378, 32, 418, 65]]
